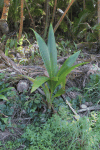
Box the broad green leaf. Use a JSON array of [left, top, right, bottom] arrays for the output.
[[56, 62, 88, 88], [48, 24, 58, 77], [52, 77, 66, 99], [42, 83, 51, 103], [47, 80, 58, 96], [48, 76, 58, 94], [0, 87, 13, 94], [47, 77, 58, 94], [0, 95, 8, 101], [60, 77, 66, 89], [57, 51, 80, 77], [32, 30, 51, 77], [53, 88, 65, 99], [31, 76, 49, 93]]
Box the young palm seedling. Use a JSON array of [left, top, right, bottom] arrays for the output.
[[25, 24, 87, 112]]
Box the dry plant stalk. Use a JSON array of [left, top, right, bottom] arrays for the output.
[[24, 0, 35, 30], [98, 0, 100, 41], [51, 0, 57, 24], [83, 0, 86, 9], [0, 50, 25, 75], [77, 105, 100, 113], [1, 0, 10, 20], [18, 0, 24, 41], [66, 100, 80, 120], [43, 0, 50, 39], [54, 0, 75, 33]]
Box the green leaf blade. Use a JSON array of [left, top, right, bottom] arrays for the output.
[[42, 84, 51, 103], [33, 30, 51, 77], [53, 88, 65, 99], [48, 24, 58, 77], [56, 62, 88, 88], [0, 95, 8, 101], [57, 51, 80, 77], [31, 76, 49, 93]]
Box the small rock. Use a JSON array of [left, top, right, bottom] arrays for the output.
[[80, 104, 87, 109], [17, 80, 29, 93]]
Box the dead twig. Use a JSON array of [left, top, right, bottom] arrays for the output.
[[66, 99, 80, 120], [62, 95, 80, 120], [24, 0, 35, 30], [0, 112, 8, 118], [0, 50, 25, 75], [77, 105, 100, 113], [51, 0, 57, 24], [18, 0, 24, 41], [54, 0, 75, 32], [13, 117, 32, 121]]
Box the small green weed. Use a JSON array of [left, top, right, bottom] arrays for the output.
[[56, 40, 72, 56], [23, 92, 54, 126], [0, 72, 14, 101], [22, 112, 100, 150], [0, 140, 22, 150], [84, 73, 100, 103]]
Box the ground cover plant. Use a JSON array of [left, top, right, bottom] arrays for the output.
[[21, 113, 100, 150], [0, 73, 13, 101], [0, 63, 100, 149], [1, 99, 100, 150], [84, 73, 100, 104]]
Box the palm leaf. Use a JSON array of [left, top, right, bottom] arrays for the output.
[[56, 62, 88, 88], [48, 24, 58, 77], [31, 76, 49, 93], [53, 88, 65, 99], [57, 51, 80, 77], [32, 30, 51, 77]]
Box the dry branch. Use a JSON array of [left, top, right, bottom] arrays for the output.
[[18, 0, 24, 41], [1, 0, 10, 20], [62, 95, 80, 120], [51, 0, 57, 24], [0, 50, 25, 75], [77, 105, 100, 113], [24, 0, 35, 30], [54, 0, 75, 32]]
